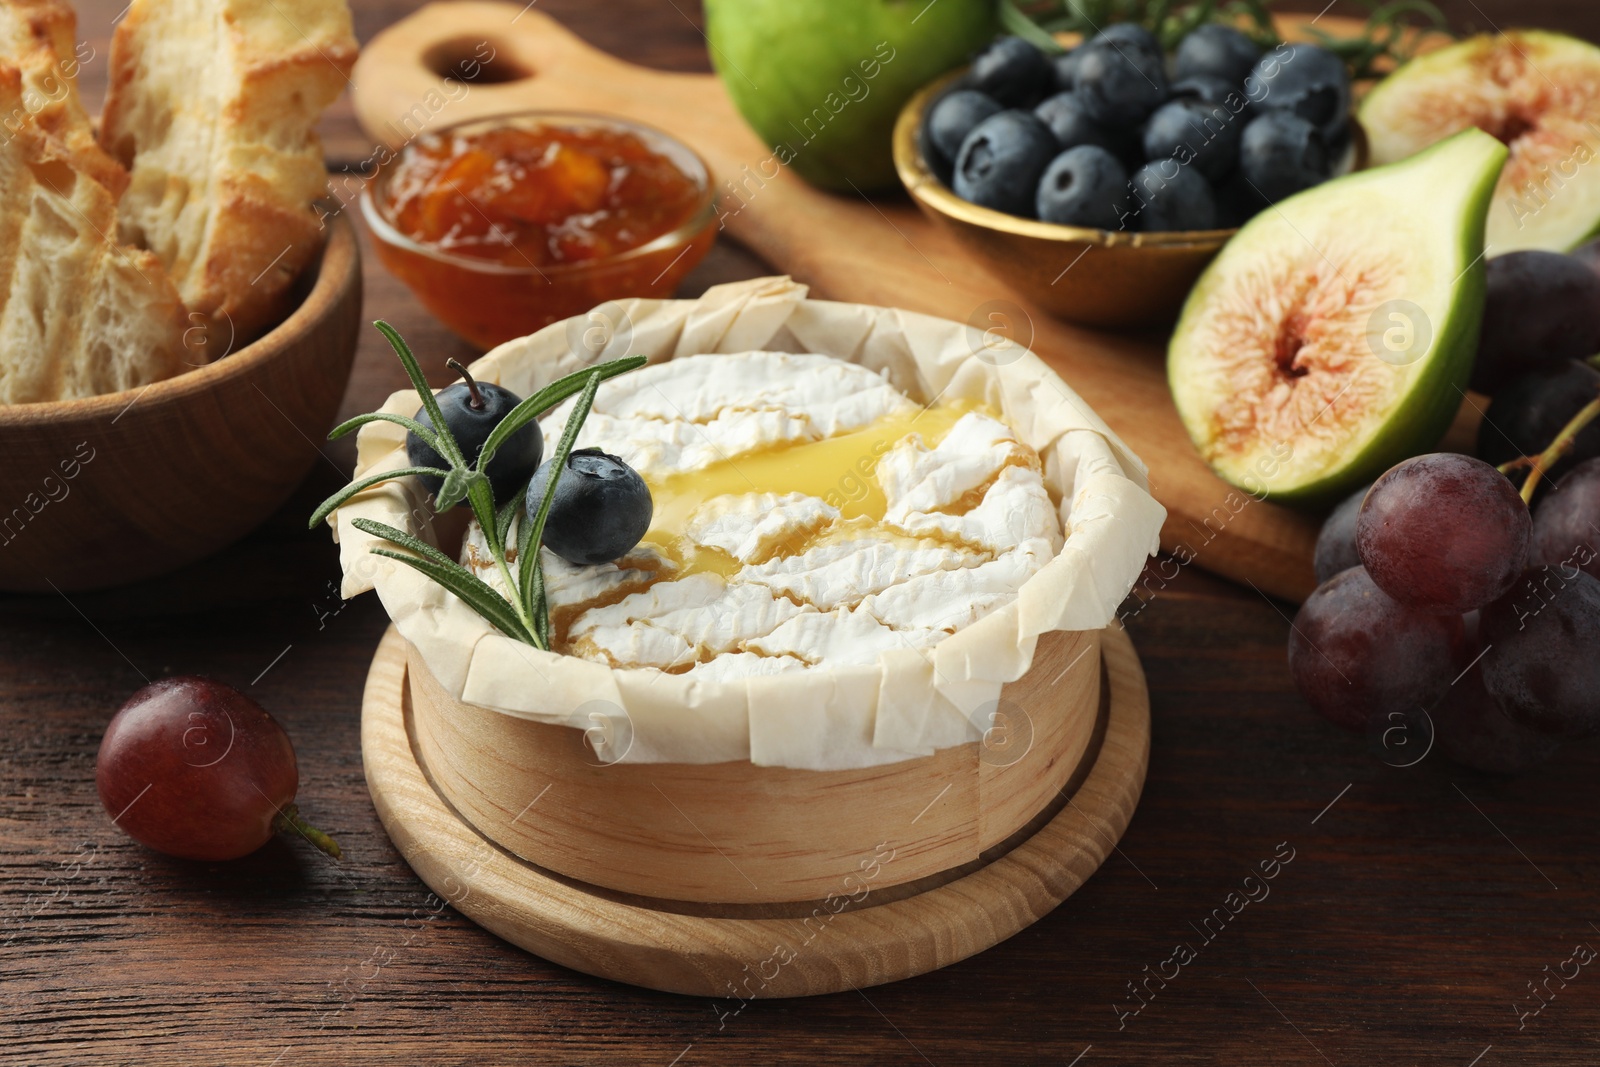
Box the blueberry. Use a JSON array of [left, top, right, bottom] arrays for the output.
[[1141, 98, 1242, 182], [1087, 23, 1162, 59], [1239, 111, 1330, 203], [1174, 24, 1262, 88], [526, 448, 653, 566], [1051, 48, 1083, 92], [953, 110, 1059, 217], [1170, 74, 1241, 107], [1214, 170, 1268, 228], [924, 89, 1004, 164], [969, 36, 1054, 108], [1075, 36, 1169, 126], [406, 360, 542, 506], [1244, 43, 1350, 142], [1034, 91, 1129, 158], [1128, 160, 1218, 231], [1036, 145, 1128, 230], [1324, 116, 1353, 164]]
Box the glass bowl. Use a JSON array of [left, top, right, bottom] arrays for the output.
[[361, 110, 717, 350]]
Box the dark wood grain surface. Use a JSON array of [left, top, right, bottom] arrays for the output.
[[3, 2, 1597, 1064]]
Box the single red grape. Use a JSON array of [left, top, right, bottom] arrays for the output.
[[96, 677, 340, 862], [1480, 568, 1600, 740], [1313, 481, 1370, 583], [1356, 453, 1530, 614], [1530, 456, 1600, 580], [1288, 566, 1469, 732], [1434, 660, 1562, 774]]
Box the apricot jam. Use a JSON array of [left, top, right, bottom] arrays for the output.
[[366, 115, 715, 349]]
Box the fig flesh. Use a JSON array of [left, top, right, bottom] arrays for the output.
[[1168, 130, 1506, 504], [1359, 31, 1600, 254]]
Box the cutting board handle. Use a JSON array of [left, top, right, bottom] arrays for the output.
[[353, 1, 684, 148]]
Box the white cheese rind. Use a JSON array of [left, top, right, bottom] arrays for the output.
[[684, 492, 840, 564], [740, 538, 983, 611], [879, 411, 1034, 521], [886, 465, 1064, 553], [541, 352, 917, 477], [748, 609, 947, 668]]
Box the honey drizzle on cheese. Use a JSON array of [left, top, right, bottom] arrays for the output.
[[639, 399, 989, 579]]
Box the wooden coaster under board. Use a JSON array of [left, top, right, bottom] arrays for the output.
[[360, 625, 1150, 998]]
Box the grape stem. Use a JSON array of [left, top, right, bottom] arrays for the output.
[[1515, 388, 1600, 504], [273, 804, 344, 860]]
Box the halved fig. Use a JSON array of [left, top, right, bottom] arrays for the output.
[[1360, 31, 1600, 253], [1168, 130, 1506, 504]]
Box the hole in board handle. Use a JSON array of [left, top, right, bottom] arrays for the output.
[[423, 36, 532, 85]]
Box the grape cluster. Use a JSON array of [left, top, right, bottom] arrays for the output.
[[1295, 241, 1600, 770], [1299, 453, 1600, 772]]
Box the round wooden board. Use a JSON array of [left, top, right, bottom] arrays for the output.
[[360, 625, 1151, 998]]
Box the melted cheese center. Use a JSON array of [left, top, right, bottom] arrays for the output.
[[641, 399, 987, 579]]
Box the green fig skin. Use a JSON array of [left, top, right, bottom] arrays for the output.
[[1168, 130, 1509, 509], [704, 0, 997, 193]]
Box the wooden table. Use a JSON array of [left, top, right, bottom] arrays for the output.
[[3, 2, 1596, 1064]]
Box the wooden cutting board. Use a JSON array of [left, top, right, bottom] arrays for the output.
[[350, 3, 1365, 601]]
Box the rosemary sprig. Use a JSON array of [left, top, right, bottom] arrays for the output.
[[519, 370, 606, 647], [310, 322, 646, 650], [352, 518, 538, 644]]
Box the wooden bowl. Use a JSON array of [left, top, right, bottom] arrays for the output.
[[0, 216, 362, 593], [892, 71, 1366, 330], [402, 627, 1104, 906]]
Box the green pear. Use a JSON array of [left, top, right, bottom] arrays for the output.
[[704, 0, 996, 192]]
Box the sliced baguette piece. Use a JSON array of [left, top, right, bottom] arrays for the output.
[[0, 0, 128, 197], [100, 0, 357, 345], [0, 65, 188, 405]]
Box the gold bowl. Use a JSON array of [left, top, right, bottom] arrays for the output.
[[892, 71, 1366, 330]]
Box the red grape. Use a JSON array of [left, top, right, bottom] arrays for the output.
[[1355, 453, 1530, 614], [1288, 566, 1469, 732], [1434, 660, 1561, 774], [1476, 361, 1600, 487], [1530, 457, 1600, 580], [1573, 236, 1600, 279], [1480, 568, 1600, 740], [96, 677, 340, 862], [1313, 481, 1369, 583], [1471, 251, 1600, 394]]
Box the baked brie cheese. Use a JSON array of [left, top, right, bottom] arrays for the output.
[[462, 352, 1065, 678]]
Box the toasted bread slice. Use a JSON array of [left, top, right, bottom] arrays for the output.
[[0, 66, 187, 405], [100, 0, 357, 345], [0, 0, 128, 197]]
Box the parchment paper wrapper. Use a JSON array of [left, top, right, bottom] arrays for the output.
[[331, 277, 1166, 770]]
